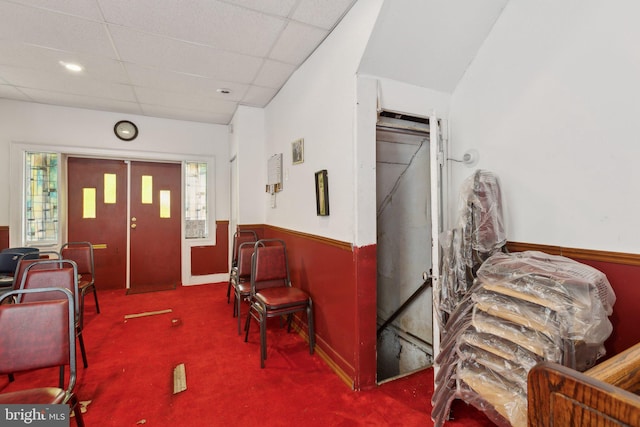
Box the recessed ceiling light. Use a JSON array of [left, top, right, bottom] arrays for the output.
[[60, 61, 83, 72], [216, 88, 231, 94]]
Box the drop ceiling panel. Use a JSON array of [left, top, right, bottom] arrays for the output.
[[0, 2, 116, 58], [9, 0, 105, 20], [293, 0, 357, 30], [241, 86, 278, 107], [253, 60, 297, 89], [134, 86, 237, 115], [99, 0, 286, 57], [0, 65, 137, 101], [269, 21, 329, 64], [109, 26, 263, 83], [19, 88, 143, 115], [226, 0, 297, 17], [125, 64, 249, 102], [140, 104, 232, 124], [0, 41, 129, 83], [0, 84, 30, 101]]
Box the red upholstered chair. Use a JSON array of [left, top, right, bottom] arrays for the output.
[[244, 239, 315, 368], [0, 287, 84, 426], [19, 260, 88, 369], [61, 241, 100, 314], [231, 242, 256, 334], [227, 230, 258, 303]]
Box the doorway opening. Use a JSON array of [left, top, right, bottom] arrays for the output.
[[376, 112, 435, 383]]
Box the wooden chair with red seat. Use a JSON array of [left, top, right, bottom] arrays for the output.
[[19, 260, 88, 369], [231, 241, 256, 334], [227, 230, 258, 303], [244, 239, 315, 368], [0, 287, 85, 426], [61, 241, 99, 314]]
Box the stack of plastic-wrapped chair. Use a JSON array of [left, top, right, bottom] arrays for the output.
[[432, 170, 616, 427]]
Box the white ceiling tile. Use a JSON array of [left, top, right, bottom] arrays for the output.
[[253, 59, 296, 89], [109, 26, 263, 84], [99, 0, 286, 57], [0, 41, 129, 83], [125, 64, 249, 102], [293, 0, 356, 30], [269, 21, 328, 64], [19, 87, 143, 115], [8, 0, 105, 20], [140, 104, 231, 124], [242, 85, 278, 107], [0, 84, 31, 101], [0, 65, 137, 102], [0, 2, 116, 58], [134, 86, 237, 115], [225, 0, 297, 17]]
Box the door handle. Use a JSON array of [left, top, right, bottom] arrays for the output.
[[131, 223, 137, 229]]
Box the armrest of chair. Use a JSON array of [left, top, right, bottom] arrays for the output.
[[528, 342, 640, 427]]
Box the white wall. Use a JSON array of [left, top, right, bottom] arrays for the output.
[[260, 0, 384, 243], [229, 105, 266, 226], [449, 0, 640, 253], [0, 99, 229, 283]]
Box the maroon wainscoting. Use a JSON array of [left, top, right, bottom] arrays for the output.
[[574, 259, 640, 358], [0, 226, 8, 251], [190, 221, 229, 275], [262, 226, 377, 390]]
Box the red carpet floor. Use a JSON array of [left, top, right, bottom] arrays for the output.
[[0, 283, 495, 426]]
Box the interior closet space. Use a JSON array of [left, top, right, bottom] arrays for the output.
[[376, 112, 434, 382]]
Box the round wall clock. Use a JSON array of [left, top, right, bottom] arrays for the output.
[[114, 120, 138, 141]]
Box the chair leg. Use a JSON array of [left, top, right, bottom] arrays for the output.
[[260, 315, 267, 368], [91, 287, 100, 314], [77, 331, 88, 368], [244, 308, 252, 342], [307, 301, 315, 355], [226, 281, 231, 303], [236, 293, 243, 335], [68, 394, 85, 427]]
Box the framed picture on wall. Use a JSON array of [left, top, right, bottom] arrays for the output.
[[292, 138, 304, 165], [315, 169, 329, 216]]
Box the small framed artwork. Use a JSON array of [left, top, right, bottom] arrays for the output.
[[292, 138, 304, 165], [315, 169, 329, 216]]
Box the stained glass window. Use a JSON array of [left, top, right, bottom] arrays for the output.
[[184, 162, 207, 238], [25, 152, 59, 243]]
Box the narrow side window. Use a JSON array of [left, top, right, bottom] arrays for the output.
[[25, 152, 59, 244]]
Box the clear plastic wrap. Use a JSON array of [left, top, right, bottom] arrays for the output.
[[432, 250, 615, 427]]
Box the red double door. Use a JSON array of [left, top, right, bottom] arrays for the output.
[[67, 158, 181, 291]]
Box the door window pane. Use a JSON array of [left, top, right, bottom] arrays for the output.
[[83, 188, 96, 218], [25, 152, 59, 243], [160, 190, 171, 218], [185, 162, 207, 238], [104, 173, 116, 204], [141, 175, 153, 204]]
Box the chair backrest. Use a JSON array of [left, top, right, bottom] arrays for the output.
[[61, 241, 94, 277], [18, 260, 80, 322], [237, 242, 256, 281], [251, 239, 290, 293], [232, 230, 258, 267], [0, 287, 77, 392], [12, 252, 60, 290]]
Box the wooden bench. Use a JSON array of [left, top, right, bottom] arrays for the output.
[[528, 342, 640, 426]]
